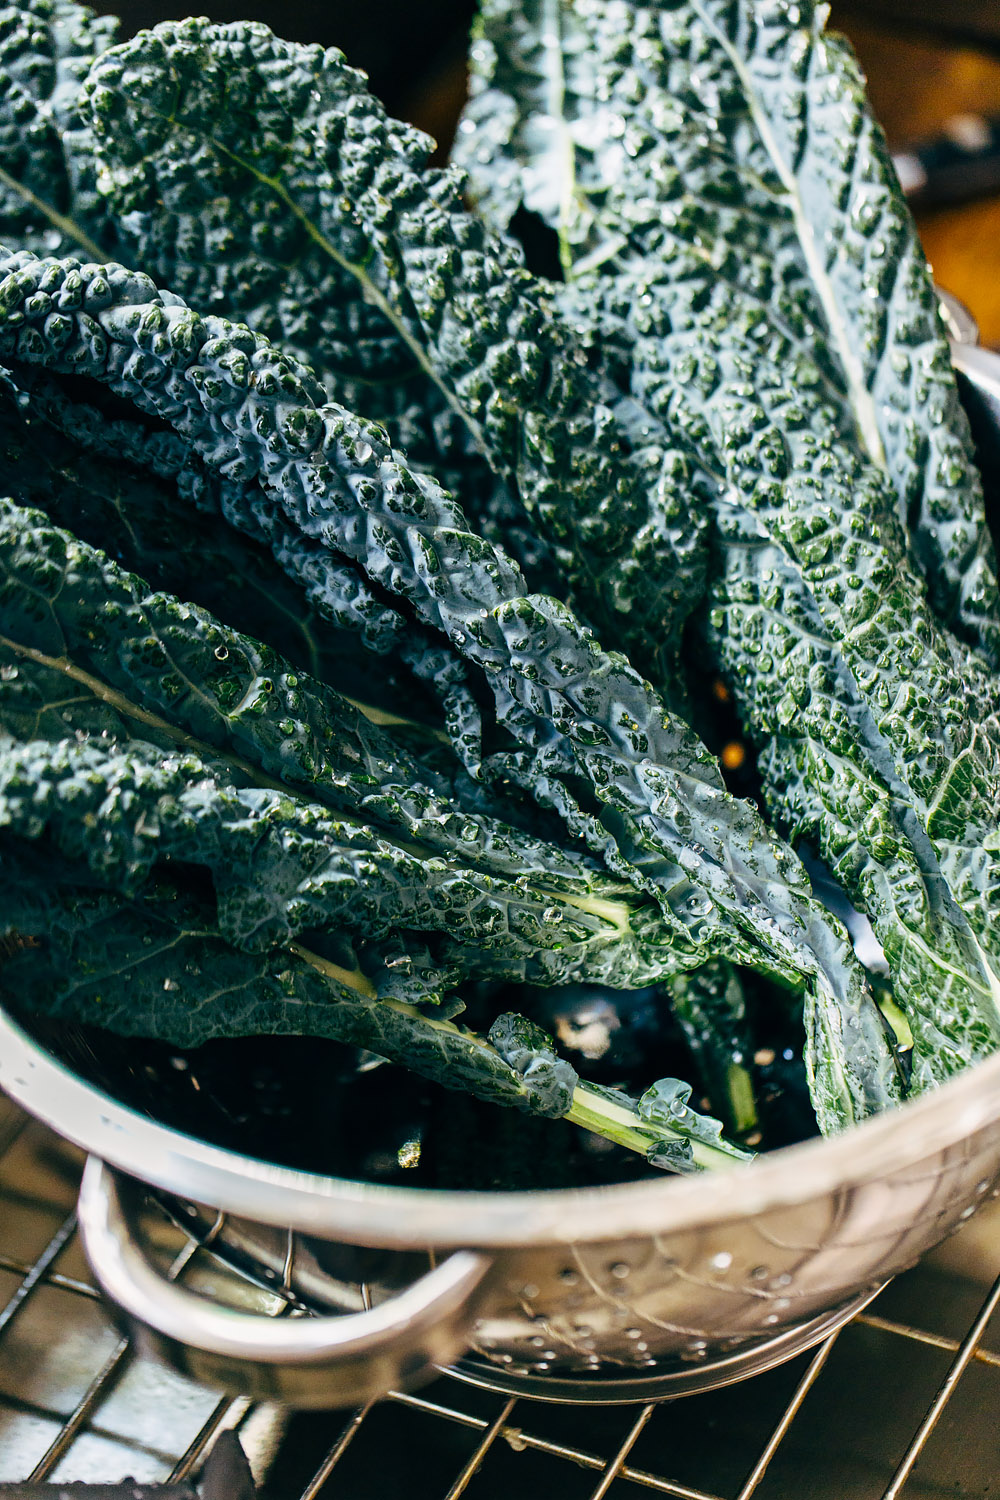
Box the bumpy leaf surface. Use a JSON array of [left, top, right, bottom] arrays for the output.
[[0, 862, 752, 1166], [0, 495, 619, 913], [0, 2, 519, 570], [0, 361, 496, 769], [458, 0, 1000, 665], [81, 17, 710, 678], [0, 869, 573, 1111], [0, 488, 763, 1164], [0, 247, 903, 1128], [456, 0, 1000, 1093], [0, 730, 681, 987], [0, 0, 117, 259]]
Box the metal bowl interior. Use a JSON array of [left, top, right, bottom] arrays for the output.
[[4, 999, 1000, 1252]]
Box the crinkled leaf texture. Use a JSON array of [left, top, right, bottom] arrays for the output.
[[455, 0, 1000, 1096], [0, 868, 568, 1115], [0, 242, 902, 1133], [457, 0, 1000, 666], [0, 0, 118, 259], [0, 834, 752, 1167], [80, 15, 710, 682], [0, 494, 687, 989]]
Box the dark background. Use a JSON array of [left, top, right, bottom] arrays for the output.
[[94, 0, 479, 146]]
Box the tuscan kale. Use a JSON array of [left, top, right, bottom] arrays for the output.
[[0, 0, 994, 1180], [0, 0, 118, 261], [0, 246, 904, 1132], [456, 0, 1000, 1097], [0, 858, 752, 1169], [458, 0, 1000, 667], [78, 15, 710, 685]]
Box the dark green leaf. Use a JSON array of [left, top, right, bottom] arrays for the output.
[[0, 248, 902, 1130]]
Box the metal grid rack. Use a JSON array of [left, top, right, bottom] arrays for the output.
[[3, 1096, 1000, 1499]]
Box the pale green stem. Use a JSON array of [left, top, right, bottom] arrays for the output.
[[0, 162, 106, 263], [294, 941, 753, 1172]]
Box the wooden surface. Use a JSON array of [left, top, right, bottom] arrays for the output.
[[836, 1, 1000, 46], [822, 13, 1000, 344]]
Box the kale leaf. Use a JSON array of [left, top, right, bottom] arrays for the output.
[[0, 0, 118, 260], [454, 0, 1000, 1095], [457, 0, 1000, 665], [81, 16, 707, 682], [0, 245, 904, 1131], [0, 853, 753, 1169], [13, 3, 998, 1164]]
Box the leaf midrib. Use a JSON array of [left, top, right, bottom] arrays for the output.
[[690, 2, 886, 471]]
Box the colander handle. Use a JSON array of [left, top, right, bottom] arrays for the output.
[[77, 1156, 492, 1409]]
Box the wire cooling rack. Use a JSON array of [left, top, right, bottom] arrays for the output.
[[2, 1094, 1000, 1499]]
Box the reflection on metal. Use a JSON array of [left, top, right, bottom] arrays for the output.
[[1, 1109, 1000, 1496]]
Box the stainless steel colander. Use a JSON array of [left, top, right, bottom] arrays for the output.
[[2, 307, 998, 1413], [4, 977, 1000, 1410]]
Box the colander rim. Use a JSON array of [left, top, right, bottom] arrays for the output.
[[2, 1000, 999, 1249]]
